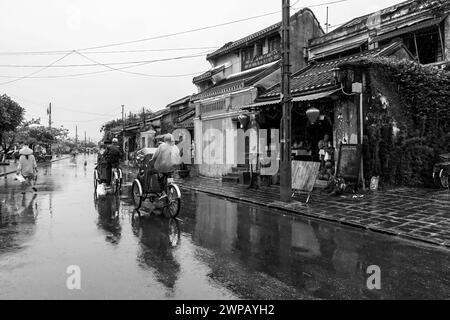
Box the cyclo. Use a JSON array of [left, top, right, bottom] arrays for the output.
[[94, 161, 123, 194], [131, 148, 181, 218]]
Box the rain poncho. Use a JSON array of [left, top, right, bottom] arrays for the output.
[[17, 153, 37, 178], [153, 143, 182, 173]]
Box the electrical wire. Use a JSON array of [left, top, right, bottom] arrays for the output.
[[9, 93, 122, 117], [0, 51, 74, 86], [0, 46, 219, 56], [0, 0, 350, 56], [0, 52, 210, 68], [0, 53, 207, 79]]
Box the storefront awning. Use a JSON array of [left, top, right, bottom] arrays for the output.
[[292, 89, 340, 102], [242, 99, 281, 110]]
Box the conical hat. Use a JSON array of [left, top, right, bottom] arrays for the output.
[[19, 146, 33, 156]]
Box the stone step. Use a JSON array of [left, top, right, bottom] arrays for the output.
[[222, 175, 240, 184], [231, 166, 248, 173]]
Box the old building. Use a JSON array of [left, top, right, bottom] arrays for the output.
[[192, 8, 324, 178], [308, 0, 450, 67], [242, 0, 450, 189]]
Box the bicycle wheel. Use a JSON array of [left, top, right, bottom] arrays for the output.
[[132, 181, 143, 209], [163, 185, 181, 218], [440, 169, 449, 189], [94, 170, 98, 190]]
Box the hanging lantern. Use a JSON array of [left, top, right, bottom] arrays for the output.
[[238, 114, 250, 129], [306, 107, 320, 125]]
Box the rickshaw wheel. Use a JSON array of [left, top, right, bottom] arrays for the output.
[[163, 185, 181, 218], [440, 169, 449, 189], [94, 170, 98, 190], [132, 181, 143, 209]]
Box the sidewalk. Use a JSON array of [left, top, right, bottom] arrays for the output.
[[172, 175, 450, 248]]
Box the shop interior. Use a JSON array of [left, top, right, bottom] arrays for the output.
[[257, 98, 336, 182]]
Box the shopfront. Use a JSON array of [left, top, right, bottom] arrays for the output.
[[246, 88, 358, 186]]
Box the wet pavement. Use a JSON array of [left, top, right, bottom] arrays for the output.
[[0, 156, 449, 299], [173, 176, 450, 247]]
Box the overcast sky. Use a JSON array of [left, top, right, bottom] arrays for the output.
[[0, 0, 406, 141]]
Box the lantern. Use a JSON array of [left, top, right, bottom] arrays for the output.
[[306, 107, 320, 125], [238, 114, 250, 129]]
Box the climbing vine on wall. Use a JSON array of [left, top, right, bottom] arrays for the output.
[[341, 57, 450, 187]]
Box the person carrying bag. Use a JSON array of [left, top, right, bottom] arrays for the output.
[[16, 145, 38, 194]]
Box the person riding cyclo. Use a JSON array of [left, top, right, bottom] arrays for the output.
[[108, 138, 124, 185], [148, 134, 181, 190], [96, 143, 111, 186]]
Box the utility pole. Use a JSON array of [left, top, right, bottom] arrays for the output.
[[326, 7, 330, 33], [84, 131, 87, 148], [75, 125, 78, 147], [48, 103, 52, 129], [122, 105, 125, 131], [280, 0, 292, 203]]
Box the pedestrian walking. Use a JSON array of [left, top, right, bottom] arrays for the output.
[[16, 145, 38, 194]]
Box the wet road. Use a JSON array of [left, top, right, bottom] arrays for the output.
[[0, 156, 449, 300]]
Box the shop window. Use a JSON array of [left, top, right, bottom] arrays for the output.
[[254, 42, 263, 57], [268, 36, 281, 52]]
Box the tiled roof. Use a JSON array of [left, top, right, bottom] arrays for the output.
[[166, 95, 191, 109], [192, 65, 226, 84], [191, 63, 277, 101], [261, 44, 402, 99], [310, 0, 449, 47], [207, 8, 321, 60], [206, 23, 280, 60]]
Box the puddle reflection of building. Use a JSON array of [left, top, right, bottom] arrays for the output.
[[95, 195, 122, 246], [132, 216, 181, 291], [193, 193, 238, 253]]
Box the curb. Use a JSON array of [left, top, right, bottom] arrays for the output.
[[177, 182, 450, 250], [0, 156, 71, 178]]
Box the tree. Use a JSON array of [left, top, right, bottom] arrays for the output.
[[0, 94, 24, 149]]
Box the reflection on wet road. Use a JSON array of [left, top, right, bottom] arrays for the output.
[[0, 156, 449, 299]]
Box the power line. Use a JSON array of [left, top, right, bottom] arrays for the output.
[[0, 46, 219, 56], [9, 93, 121, 117], [0, 53, 207, 80], [0, 52, 210, 68], [0, 0, 348, 56], [0, 51, 74, 86]]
